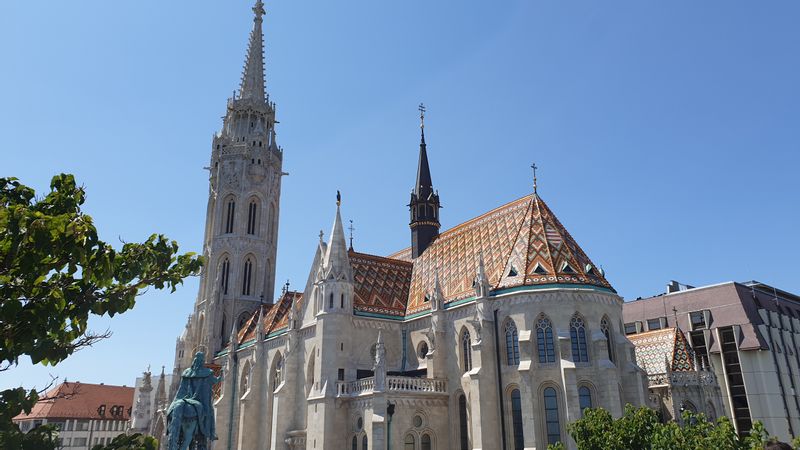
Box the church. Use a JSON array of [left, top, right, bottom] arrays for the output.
[[163, 2, 653, 449]]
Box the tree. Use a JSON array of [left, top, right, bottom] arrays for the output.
[[91, 433, 158, 450], [547, 405, 782, 450], [0, 174, 202, 448]]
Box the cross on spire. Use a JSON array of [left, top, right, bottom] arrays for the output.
[[419, 103, 426, 129], [531, 163, 538, 194], [348, 219, 355, 250]]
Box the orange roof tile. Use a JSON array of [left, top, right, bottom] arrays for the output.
[[13, 382, 134, 421], [629, 327, 696, 374], [238, 290, 303, 342], [404, 194, 614, 315], [350, 250, 414, 318]]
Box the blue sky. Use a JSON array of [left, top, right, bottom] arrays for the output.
[[2, 1, 798, 390]]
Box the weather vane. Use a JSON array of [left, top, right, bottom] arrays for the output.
[[531, 163, 538, 194], [419, 103, 426, 129]]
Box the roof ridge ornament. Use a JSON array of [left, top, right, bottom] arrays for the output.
[[531, 162, 538, 195]]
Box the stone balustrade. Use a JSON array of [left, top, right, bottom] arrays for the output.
[[646, 370, 716, 388], [336, 376, 446, 397]]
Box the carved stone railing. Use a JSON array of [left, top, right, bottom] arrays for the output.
[[337, 376, 446, 397], [647, 371, 717, 388]]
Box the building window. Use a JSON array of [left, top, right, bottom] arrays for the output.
[[579, 386, 593, 415], [362, 434, 368, 450], [690, 311, 707, 330], [341, 293, 345, 309], [601, 317, 614, 362], [220, 258, 230, 295], [461, 330, 473, 373], [242, 258, 253, 296], [404, 434, 415, 450], [570, 315, 589, 363], [352, 436, 358, 450], [510, 389, 524, 450], [421, 434, 432, 450], [458, 394, 469, 450], [647, 317, 665, 331], [329, 292, 334, 309], [536, 315, 556, 364], [505, 320, 520, 366], [624, 322, 638, 335], [543, 387, 561, 445], [418, 342, 429, 359], [247, 201, 258, 235], [225, 199, 235, 234]]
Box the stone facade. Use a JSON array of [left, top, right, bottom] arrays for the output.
[[167, 2, 654, 449]]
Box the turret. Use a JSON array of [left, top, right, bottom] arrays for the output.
[[409, 104, 441, 258], [317, 192, 354, 315]]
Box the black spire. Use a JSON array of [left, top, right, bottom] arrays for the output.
[[409, 103, 440, 258]]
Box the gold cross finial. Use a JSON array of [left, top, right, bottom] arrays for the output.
[[418, 103, 426, 129], [531, 163, 538, 194]]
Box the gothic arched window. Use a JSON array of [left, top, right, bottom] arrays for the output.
[[272, 353, 284, 391], [247, 200, 258, 235], [536, 315, 556, 364], [579, 386, 593, 415], [505, 319, 520, 366], [404, 434, 415, 450], [242, 258, 253, 296], [421, 434, 432, 450], [362, 434, 368, 450], [510, 388, 524, 450], [461, 329, 472, 373], [570, 314, 589, 363], [458, 394, 469, 450], [220, 258, 230, 295], [601, 316, 614, 362], [224, 198, 235, 234], [544, 387, 561, 445], [329, 292, 334, 309], [351, 436, 358, 450]]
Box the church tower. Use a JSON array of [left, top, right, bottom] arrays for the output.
[[177, 0, 283, 365], [409, 104, 440, 258]]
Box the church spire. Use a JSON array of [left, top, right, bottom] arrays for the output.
[[323, 191, 352, 280], [239, 0, 266, 101], [409, 103, 441, 258]]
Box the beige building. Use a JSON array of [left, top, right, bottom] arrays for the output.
[[623, 280, 800, 442], [13, 381, 134, 449], [166, 2, 652, 449]]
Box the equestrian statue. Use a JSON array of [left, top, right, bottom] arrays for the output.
[[166, 352, 223, 450]]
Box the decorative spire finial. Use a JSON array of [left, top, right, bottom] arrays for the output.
[[348, 219, 355, 251], [336, 190, 341, 207], [253, 0, 265, 20], [239, 0, 267, 100], [531, 163, 538, 194], [419, 103, 426, 144]]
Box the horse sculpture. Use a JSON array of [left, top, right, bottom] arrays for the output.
[[166, 352, 222, 450]]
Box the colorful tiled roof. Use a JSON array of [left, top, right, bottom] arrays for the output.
[[13, 382, 134, 421], [350, 250, 414, 318], [238, 290, 303, 342], [628, 327, 696, 374], [403, 194, 614, 315]]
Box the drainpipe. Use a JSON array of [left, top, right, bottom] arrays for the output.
[[493, 309, 508, 450], [387, 402, 395, 450]]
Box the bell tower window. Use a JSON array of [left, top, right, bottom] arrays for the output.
[[225, 199, 236, 234]]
